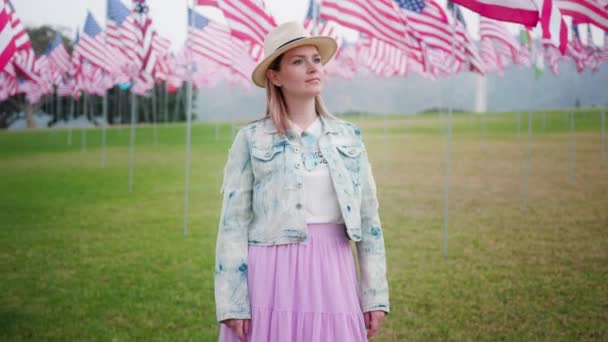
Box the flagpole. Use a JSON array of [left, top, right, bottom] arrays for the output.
[[569, 111, 575, 184], [129, 89, 137, 193], [602, 110, 606, 164], [183, 2, 195, 237], [152, 84, 158, 145], [102, 93, 108, 168], [174, 85, 182, 122], [118, 88, 123, 128], [313, 0, 319, 35], [443, 2, 461, 258], [523, 111, 533, 211], [68, 96, 73, 146], [82, 93, 87, 154], [129, 0, 145, 193], [101, 10, 108, 168], [56, 89, 61, 126], [163, 82, 168, 123], [523, 36, 540, 212]]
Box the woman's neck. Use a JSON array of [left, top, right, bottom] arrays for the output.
[[285, 95, 317, 130]]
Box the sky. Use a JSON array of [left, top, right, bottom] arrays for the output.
[[11, 0, 606, 51]]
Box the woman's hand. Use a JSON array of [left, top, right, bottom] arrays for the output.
[[364, 311, 386, 338], [221, 319, 251, 342]]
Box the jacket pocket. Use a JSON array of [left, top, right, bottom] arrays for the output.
[[336, 144, 363, 173], [336, 144, 364, 197], [251, 146, 284, 180]]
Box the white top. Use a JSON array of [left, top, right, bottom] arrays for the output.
[[290, 117, 344, 224]]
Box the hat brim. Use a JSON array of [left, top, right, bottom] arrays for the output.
[[251, 36, 338, 88]]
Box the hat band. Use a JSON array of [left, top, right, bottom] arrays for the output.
[[274, 37, 306, 51]]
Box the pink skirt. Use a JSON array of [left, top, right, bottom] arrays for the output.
[[219, 223, 368, 341]]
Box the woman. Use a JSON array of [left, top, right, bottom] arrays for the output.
[[215, 22, 389, 341]]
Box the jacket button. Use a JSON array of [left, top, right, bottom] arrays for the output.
[[295, 163, 301, 169], [294, 147, 300, 153], [296, 183, 302, 189], [295, 203, 302, 210]]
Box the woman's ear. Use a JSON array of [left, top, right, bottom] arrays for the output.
[[267, 69, 281, 87]]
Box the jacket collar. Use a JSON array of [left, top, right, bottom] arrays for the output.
[[262, 114, 338, 135]]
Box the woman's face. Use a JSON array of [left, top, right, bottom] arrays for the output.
[[267, 45, 325, 98]]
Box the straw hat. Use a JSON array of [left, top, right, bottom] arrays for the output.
[[251, 21, 338, 88]]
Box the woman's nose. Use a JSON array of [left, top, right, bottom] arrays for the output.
[[306, 61, 320, 74]]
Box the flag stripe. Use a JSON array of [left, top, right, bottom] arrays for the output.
[[450, 0, 540, 26]]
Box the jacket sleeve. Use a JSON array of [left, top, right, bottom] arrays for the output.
[[356, 133, 390, 314], [214, 128, 254, 322]]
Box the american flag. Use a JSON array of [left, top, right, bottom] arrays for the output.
[[152, 33, 171, 56], [191, 58, 228, 89], [230, 37, 260, 84], [153, 52, 172, 82], [0, 0, 15, 72], [534, 0, 568, 54], [544, 43, 562, 74], [582, 24, 602, 72], [479, 17, 521, 65], [321, 0, 425, 66], [78, 9, 125, 85], [106, 0, 137, 79], [151, 32, 171, 81], [397, 0, 461, 64], [77, 12, 111, 72], [0, 69, 18, 101], [6, 1, 30, 52], [325, 42, 358, 79], [34, 54, 54, 89], [79, 61, 112, 96], [57, 75, 79, 98], [210, 0, 277, 62], [187, 8, 255, 82], [445, 2, 485, 75], [167, 48, 189, 90], [399, 0, 477, 76], [12, 48, 36, 79], [69, 29, 83, 94], [18, 79, 45, 104], [357, 35, 409, 77], [197, 0, 219, 5], [515, 29, 533, 67], [5, 0, 46, 92], [107, 0, 137, 49], [603, 30, 608, 62], [303, 0, 340, 44], [479, 37, 505, 76], [45, 34, 71, 84], [566, 23, 587, 72], [425, 49, 459, 77], [122, 2, 159, 95], [187, 8, 233, 70], [449, 0, 540, 26], [556, 0, 608, 31]]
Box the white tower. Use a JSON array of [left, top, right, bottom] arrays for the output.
[[475, 74, 487, 113]]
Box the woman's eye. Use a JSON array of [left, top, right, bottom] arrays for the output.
[[293, 59, 303, 65], [314, 57, 321, 63]]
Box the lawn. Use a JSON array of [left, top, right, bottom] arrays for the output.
[[1, 108, 607, 341]]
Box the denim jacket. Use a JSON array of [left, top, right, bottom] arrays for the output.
[[214, 115, 390, 322]]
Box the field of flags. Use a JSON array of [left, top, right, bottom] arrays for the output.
[[0, 0, 607, 124], [1, 2, 607, 340]]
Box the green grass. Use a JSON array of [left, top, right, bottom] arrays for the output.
[[1, 109, 607, 341]]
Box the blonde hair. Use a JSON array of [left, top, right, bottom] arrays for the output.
[[264, 53, 335, 135]]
